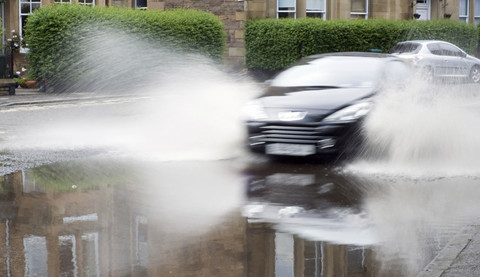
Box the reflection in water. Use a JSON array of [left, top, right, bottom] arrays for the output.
[[243, 162, 372, 245], [59, 235, 77, 276], [23, 236, 47, 276], [0, 159, 479, 276], [275, 233, 294, 277], [0, 159, 248, 276], [362, 175, 480, 276]]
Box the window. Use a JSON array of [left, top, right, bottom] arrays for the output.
[[389, 42, 422, 54], [275, 232, 294, 276], [440, 43, 466, 57], [24, 236, 48, 276], [54, 0, 72, 3], [19, 0, 41, 38], [306, 0, 325, 19], [351, 0, 368, 19], [347, 246, 367, 273], [136, 0, 147, 9], [304, 241, 324, 276], [135, 215, 148, 267], [459, 0, 468, 22], [82, 233, 100, 276], [427, 43, 442, 55], [79, 0, 95, 6], [59, 235, 78, 276], [277, 0, 296, 18]]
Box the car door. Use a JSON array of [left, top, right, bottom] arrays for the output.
[[426, 43, 447, 77], [439, 43, 468, 77]]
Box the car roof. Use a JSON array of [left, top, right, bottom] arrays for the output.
[[294, 52, 400, 66], [396, 40, 453, 45], [306, 51, 396, 59]]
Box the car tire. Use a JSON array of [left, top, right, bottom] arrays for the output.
[[421, 66, 434, 82], [470, 65, 480, 83]]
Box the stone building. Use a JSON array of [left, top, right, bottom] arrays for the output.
[[1, 0, 479, 72]]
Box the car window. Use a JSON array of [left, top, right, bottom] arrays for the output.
[[440, 43, 466, 57], [390, 42, 421, 54], [270, 57, 384, 88], [427, 43, 442, 55]]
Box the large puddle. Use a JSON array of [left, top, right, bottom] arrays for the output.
[[0, 158, 479, 276]]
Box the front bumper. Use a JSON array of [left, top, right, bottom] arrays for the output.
[[246, 120, 363, 157]]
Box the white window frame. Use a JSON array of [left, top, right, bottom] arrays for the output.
[[459, 0, 469, 22], [277, 0, 296, 19], [306, 0, 326, 19], [19, 0, 41, 52], [351, 0, 369, 19], [78, 0, 95, 6]]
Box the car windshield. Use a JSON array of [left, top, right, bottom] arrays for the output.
[[390, 42, 421, 54], [270, 56, 384, 88]]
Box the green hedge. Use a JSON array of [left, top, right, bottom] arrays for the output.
[[245, 18, 479, 71], [28, 160, 135, 192], [24, 5, 226, 91]]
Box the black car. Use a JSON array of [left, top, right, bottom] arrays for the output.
[[242, 52, 412, 159]]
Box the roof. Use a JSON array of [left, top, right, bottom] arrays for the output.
[[396, 40, 450, 44], [307, 51, 395, 59]]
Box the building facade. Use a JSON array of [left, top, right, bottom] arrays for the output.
[[1, 0, 479, 73]]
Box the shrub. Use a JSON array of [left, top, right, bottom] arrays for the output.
[[24, 5, 226, 92], [245, 18, 478, 71]]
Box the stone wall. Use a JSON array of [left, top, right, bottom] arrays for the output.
[[370, 0, 411, 20], [160, 0, 248, 70]]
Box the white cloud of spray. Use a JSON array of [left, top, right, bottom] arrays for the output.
[[351, 82, 480, 176], [0, 29, 261, 162]]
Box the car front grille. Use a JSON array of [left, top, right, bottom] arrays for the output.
[[256, 124, 340, 144]]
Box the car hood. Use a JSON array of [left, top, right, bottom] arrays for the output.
[[260, 87, 374, 111]]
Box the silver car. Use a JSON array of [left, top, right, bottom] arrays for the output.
[[390, 40, 480, 83]]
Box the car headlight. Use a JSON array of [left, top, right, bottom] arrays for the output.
[[242, 100, 268, 121], [323, 102, 372, 122]]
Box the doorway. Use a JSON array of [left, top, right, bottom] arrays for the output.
[[416, 0, 430, 20]]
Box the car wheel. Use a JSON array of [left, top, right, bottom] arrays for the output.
[[421, 66, 434, 82], [470, 65, 480, 83]]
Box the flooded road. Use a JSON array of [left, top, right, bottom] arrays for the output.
[[0, 81, 480, 276], [0, 157, 479, 276]]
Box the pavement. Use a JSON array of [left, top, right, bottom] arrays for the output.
[[417, 225, 480, 277], [4, 88, 480, 277], [0, 87, 136, 107]]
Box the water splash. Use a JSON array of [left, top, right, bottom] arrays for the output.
[[0, 30, 261, 162], [350, 82, 480, 177]]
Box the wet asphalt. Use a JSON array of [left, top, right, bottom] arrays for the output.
[[4, 88, 480, 277]]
